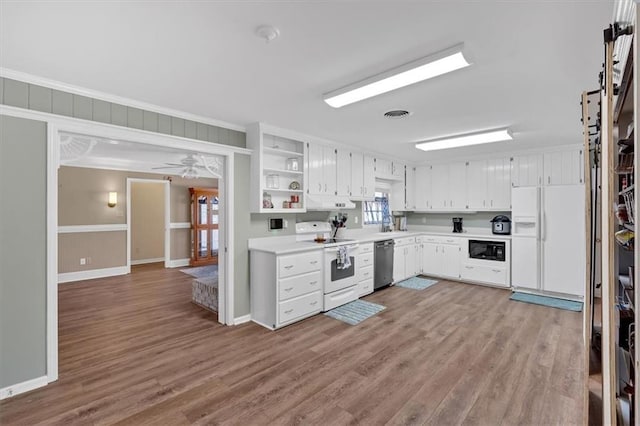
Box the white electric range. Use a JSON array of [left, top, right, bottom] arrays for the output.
[[295, 222, 359, 311]]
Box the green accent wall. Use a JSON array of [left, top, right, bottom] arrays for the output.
[[0, 116, 47, 388], [0, 77, 246, 148]]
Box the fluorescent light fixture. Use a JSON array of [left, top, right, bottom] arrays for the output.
[[324, 43, 471, 108], [415, 128, 513, 152]]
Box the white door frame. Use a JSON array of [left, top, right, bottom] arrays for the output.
[[0, 104, 250, 388], [126, 178, 171, 269]]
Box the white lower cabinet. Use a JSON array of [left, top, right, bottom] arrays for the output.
[[357, 243, 374, 296], [393, 237, 421, 282], [251, 249, 324, 329], [420, 237, 461, 279], [460, 264, 509, 287]]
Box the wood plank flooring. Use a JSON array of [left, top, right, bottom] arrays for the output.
[[0, 263, 585, 425]]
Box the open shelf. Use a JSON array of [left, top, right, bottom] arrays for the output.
[[263, 167, 303, 176], [263, 147, 304, 157]]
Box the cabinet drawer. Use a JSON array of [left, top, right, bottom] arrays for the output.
[[359, 243, 374, 255], [359, 253, 374, 269], [460, 264, 508, 287], [324, 285, 358, 311], [278, 270, 322, 301], [422, 235, 461, 245], [278, 251, 322, 278], [278, 291, 322, 325], [358, 265, 374, 282], [395, 237, 415, 246], [358, 279, 374, 297]]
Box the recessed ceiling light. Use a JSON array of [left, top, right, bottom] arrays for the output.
[[324, 43, 471, 108], [415, 128, 513, 152], [384, 110, 411, 119]]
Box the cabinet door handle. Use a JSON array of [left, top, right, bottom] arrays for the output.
[[284, 287, 293, 292], [309, 280, 318, 285], [446, 239, 454, 243], [435, 246, 438, 253], [465, 266, 473, 269], [491, 199, 493, 207], [310, 301, 318, 306], [284, 265, 294, 269], [310, 260, 318, 265], [492, 269, 501, 273], [318, 183, 322, 192], [284, 309, 293, 314], [548, 176, 551, 184], [325, 184, 327, 192]]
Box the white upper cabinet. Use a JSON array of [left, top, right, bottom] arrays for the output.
[[375, 158, 393, 179], [392, 161, 404, 179], [487, 157, 512, 209], [512, 154, 543, 187], [467, 160, 488, 210], [448, 162, 467, 210], [430, 164, 449, 210], [350, 151, 364, 199], [414, 165, 432, 210], [405, 166, 416, 210], [363, 155, 376, 200], [543, 149, 584, 186], [336, 149, 351, 197], [307, 143, 337, 195]]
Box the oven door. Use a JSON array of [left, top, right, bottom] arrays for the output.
[[324, 245, 357, 294]]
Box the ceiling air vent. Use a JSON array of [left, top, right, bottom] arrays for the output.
[[384, 110, 411, 119]]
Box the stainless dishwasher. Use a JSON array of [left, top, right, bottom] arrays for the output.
[[374, 239, 394, 290]]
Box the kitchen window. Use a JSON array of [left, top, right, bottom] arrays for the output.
[[363, 192, 390, 225]]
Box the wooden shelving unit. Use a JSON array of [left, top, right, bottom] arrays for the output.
[[591, 8, 638, 425]]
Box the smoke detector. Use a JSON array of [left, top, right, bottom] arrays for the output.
[[255, 25, 280, 43], [384, 110, 411, 119]]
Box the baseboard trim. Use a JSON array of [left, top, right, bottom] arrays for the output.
[[130, 258, 165, 266], [167, 259, 190, 268], [58, 266, 129, 283], [234, 314, 251, 325], [0, 376, 48, 400]]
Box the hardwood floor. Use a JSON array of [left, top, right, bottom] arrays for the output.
[[0, 264, 584, 425]]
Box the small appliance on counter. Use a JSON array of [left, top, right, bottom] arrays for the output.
[[452, 217, 463, 233], [491, 215, 511, 235]]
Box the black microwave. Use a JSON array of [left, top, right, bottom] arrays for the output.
[[469, 240, 506, 262]]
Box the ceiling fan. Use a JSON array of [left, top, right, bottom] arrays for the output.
[[152, 154, 221, 179]]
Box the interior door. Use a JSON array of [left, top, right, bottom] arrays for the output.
[[542, 185, 585, 296]]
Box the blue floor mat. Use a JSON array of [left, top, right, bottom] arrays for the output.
[[395, 276, 439, 290], [510, 292, 582, 312], [324, 300, 386, 325]]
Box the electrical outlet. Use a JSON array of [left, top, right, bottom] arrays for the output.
[[80, 258, 86, 265], [354, 216, 358, 224], [284, 220, 288, 229]]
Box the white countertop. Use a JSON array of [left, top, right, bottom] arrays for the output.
[[249, 227, 511, 255]]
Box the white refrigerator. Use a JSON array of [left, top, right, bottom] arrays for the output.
[[511, 185, 585, 297]]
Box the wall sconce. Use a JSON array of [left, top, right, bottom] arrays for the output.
[[108, 192, 117, 208]]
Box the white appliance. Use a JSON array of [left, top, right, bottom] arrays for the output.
[[295, 222, 359, 310], [511, 186, 585, 298]]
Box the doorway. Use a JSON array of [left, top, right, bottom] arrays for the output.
[[127, 179, 170, 268]]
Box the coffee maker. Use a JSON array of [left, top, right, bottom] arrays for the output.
[[452, 217, 463, 233]]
